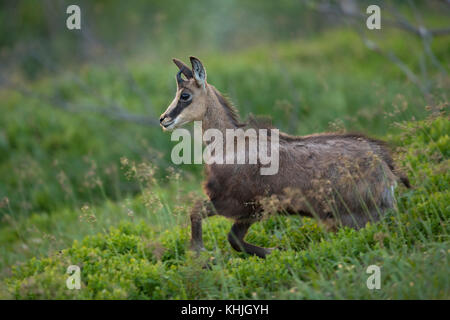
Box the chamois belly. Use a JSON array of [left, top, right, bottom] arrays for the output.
[[204, 165, 263, 220], [204, 145, 397, 224]]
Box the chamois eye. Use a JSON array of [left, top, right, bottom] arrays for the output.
[[180, 92, 191, 101]]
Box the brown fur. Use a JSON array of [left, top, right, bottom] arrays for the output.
[[161, 57, 410, 258]]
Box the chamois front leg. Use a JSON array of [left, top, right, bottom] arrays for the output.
[[190, 200, 216, 253], [228, 221, 275, 258]]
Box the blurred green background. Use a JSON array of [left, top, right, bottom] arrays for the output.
[[0, 0, 448, 214], [0, 0, 448, 292]]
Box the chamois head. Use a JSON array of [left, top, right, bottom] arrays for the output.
[[160, 56, 208, 131]]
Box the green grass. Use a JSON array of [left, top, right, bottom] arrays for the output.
[[1, 111, 449, 300], [0, 28, 449, 299], [2, 29, 447, 215]]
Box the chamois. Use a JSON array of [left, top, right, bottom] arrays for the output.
[[160, 56, 410, 258]]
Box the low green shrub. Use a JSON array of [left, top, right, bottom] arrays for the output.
[[4, 113, 449, 299]]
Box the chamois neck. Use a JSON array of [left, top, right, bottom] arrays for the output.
[[202, 86, 240, 134]]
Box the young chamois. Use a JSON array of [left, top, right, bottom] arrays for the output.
[[160, 57, 410, 258]]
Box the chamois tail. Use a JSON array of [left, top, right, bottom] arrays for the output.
[[370, 138, 411, 189]]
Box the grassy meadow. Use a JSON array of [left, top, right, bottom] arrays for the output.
[[0, 1, 449, 299]]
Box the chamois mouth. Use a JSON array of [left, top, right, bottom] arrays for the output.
[[161, 119, 175, 130]]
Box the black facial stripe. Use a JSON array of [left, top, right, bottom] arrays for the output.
[[168, 98, 192, 119]]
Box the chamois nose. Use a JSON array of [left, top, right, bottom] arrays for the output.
[[160, 116, 165, 123]]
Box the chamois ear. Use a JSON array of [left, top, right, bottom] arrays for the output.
[[172, 58, 193, 79], [190, 56, 207, 88]]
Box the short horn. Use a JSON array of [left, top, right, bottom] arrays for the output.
[[176, 70, 184, 84], [173, 58, 193, 79]]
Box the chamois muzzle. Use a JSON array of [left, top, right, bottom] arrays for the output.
[[160, 115, 175, 130]]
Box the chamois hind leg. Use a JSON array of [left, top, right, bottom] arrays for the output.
[[190, 200, 216, 253], [338, 213, 369, 230], [338, 208, 385, 230], [228, 221, 274, 258], [339, 182, 396, 229]]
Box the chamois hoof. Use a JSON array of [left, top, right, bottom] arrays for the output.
[[265, 247, 279, 255], [255, 246, 278, 258], [189, 244, 206, 254], [190, 246, 206, 254]]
